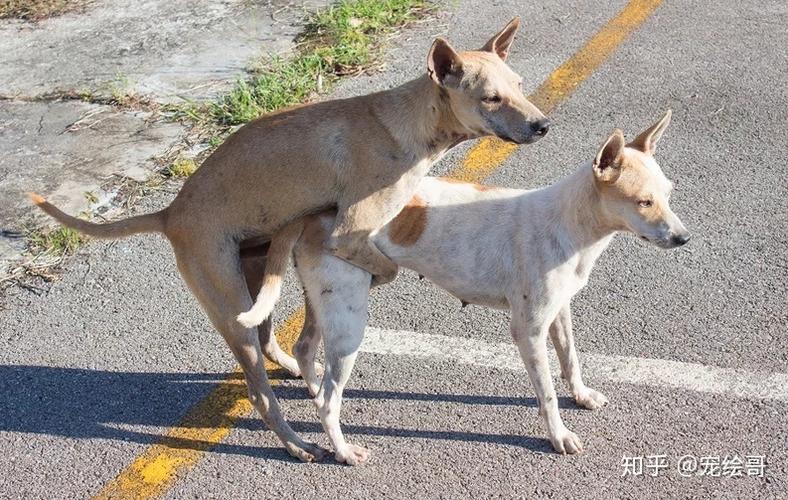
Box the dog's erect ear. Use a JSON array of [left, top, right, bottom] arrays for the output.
[[427, 38, 463, 87], [627, 109, 672, 155], [480, 17, 521, 61], [593, 129, 625, 183]]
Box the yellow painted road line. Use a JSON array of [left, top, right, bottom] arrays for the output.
[[93, 1, 662, 497], [454, 0, 664, 183], [93, 310, 305, 500]]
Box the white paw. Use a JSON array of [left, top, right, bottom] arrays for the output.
[[549, 427, 583, 455], [335, 443, 371, 466], [284, 441, 328, 463], [574, 387, 609, 410]]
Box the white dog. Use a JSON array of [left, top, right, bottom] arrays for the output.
[[240, 111, 690, 464]]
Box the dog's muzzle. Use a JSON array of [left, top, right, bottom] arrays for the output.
[[517, 118, 550, 144], [647, 230, 691, 249], [670, 232, 691, 247]]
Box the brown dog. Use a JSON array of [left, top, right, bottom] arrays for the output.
[[29, 17, 547, 462]]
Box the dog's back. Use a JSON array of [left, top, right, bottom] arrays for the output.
[[375, 177, 523, 308]]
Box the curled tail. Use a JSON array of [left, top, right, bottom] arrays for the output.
[[28, 192, 165, 238], [237, 220, 305, 328]]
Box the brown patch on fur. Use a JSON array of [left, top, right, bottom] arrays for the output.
[[438, 176, 498, 192], [388, 195, 427, 246]]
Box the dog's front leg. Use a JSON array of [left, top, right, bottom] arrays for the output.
[[326, 228, 397, 287], [511, 300, 583, 454], [240, 250, 302, 377], [326, 182, 414, 287], [549, 304, 608, 410]]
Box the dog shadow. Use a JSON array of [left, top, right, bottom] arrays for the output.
[[0, 365, 579, 462]]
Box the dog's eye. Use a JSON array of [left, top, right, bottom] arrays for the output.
[[638, 200, 653, 208], [482, 95, 501, 104]]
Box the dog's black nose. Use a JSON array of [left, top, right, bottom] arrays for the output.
[[531, 118, 550, 137], [671, 233, 691, 246]]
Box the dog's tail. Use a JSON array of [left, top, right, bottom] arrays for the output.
[[28, 192, 166, 239], [237, 220, 305, 329]]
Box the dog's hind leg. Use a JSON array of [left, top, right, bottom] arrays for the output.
[[257, 316, 304, 378], [296, 242, 372, 464], [294, 299, 324, 398], [311, 296, 369, 465], [174, 240, 326, 462], [549, 304, 608, 410], [240, 250, 302, 377]]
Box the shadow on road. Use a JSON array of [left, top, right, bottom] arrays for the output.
[[0, 365, 574, 460]]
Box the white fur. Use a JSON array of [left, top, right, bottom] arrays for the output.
[[267, 118, 688, 462]]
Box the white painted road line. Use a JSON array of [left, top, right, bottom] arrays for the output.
[[361, 328, 788, 403]]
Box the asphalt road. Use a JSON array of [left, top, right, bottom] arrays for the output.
[[1, 0, 787, 498]]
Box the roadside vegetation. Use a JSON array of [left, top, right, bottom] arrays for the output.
[[27, 227, 84, 256], [7, 0, 435, 287], [167, 157, 197, 178], [0, 0, 86, 20], [169, 0, 432, 129], [1, 227, 86, 286]]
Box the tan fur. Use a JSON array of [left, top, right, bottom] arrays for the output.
[[597, 157, 672, 227], [29, 192, 165, 238], [29, 18, 548, 462], [591, 112, 680, 242], [387, 195, 428, 247]]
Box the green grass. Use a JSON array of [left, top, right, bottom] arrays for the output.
[[175, 0, 431, 127], [27, 227, 85, 256]]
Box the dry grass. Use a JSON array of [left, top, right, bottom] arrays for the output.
[[0, 0, 87, 21], [0, 226, 85, 289], [167, 157, 197, 178]]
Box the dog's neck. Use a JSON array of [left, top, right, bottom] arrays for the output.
[[374, 75, 473, 160], [545, 162, 619, 258]]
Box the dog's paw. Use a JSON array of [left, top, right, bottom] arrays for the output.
[[574, 387, 609, 410], [285, 441, 328, 463], [549, 428, 583, 455], [336, 444, 371, 466]]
